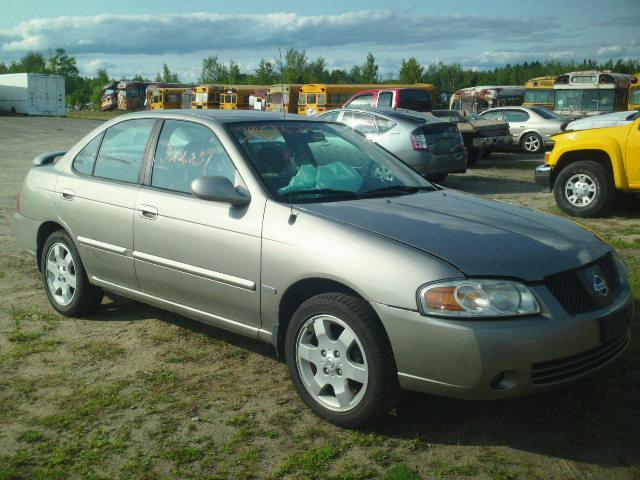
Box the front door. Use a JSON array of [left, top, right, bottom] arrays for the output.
[[501, 109, 531, 142], [625, 118, 640, 188], [56, 118, 157, 289], [133, 119, 264, 327]]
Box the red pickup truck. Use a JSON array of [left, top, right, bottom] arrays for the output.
[[343, 87, 433, 112]]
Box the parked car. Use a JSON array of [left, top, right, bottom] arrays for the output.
[[317, 107, 466, 183], [480, 106, 567, 153], [342, 87, 433, 112], [15, 110, 632, 427], [535, 112, 640, 217], [565, 110, 640, 132], [431, 109, 512, 164]]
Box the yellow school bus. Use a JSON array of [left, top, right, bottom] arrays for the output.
[[553, 71, 633, 118], [297, 83, 437, 115], [266, 84, 302, 113], [148, 87, 190, 110], [219, 85, 269, 109], [191, 84, 224, 109], [630, 73, 640, 110], [523, 76, 557, 110]]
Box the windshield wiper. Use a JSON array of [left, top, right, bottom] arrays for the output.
[[287, 188, 360, 197], [359, 185, 434, 197]]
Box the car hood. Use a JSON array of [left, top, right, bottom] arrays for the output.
[[567, 111, 639, 131], [297, 190, 610, 281]]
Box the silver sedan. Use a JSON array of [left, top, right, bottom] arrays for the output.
[[480, 106, 568, 153], [14, 110, 632, 427]]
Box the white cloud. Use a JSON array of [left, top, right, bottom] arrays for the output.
[[0, 11, 559, 56], [597, 45, 624, 56]]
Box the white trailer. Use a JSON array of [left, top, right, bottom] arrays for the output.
[[0, 73, 65, 116]]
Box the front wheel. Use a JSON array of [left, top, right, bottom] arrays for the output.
[[41, 230, 103, 316], [521, 132, 544, 154], [285, 293, 400, 427], [553, 161, 615, 217]]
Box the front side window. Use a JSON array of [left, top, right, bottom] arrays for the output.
[[152, 120, 238, 194], [93, 119, 156, 183], [377, 91, 393, 108], [480, 111, 502, 120], [73, 132, 104, 175], [228, 121, 431, 203]]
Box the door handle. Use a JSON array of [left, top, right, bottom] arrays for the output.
[[139, 205, 158, 220], [61, 188, 75, 200]]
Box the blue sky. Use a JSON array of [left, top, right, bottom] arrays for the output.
[[0, 0, 638, 81]]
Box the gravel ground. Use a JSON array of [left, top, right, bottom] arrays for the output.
[[0, 116, 639, 480]]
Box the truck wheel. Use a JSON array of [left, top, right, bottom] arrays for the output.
[[285, 292, 400, 427], [467, 149, 481, 165], [521, 132, 544, 154], [41, 230, 103, 316], [553, 161, 615, 217]]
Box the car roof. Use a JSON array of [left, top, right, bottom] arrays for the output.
[[117, 109, 320, 124], [331, 107, 443, 124]]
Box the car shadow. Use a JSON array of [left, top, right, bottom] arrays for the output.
[[92, 294, 276, 359], [90, 286, 638, 467]]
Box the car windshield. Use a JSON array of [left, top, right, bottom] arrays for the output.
[[530, 106, 562, 119], [228, 121, 433, 203]]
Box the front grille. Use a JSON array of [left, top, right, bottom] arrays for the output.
[[543, 254, 619, 315], [531, 333, 630, 385]]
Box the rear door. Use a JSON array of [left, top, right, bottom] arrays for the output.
[[501, 109, 530, 141], [56, 118, 156, 289], [133, 119, 264, 327]]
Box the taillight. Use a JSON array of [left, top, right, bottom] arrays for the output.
[[17, 191, 21, 213], [410, 131, 428, 151]]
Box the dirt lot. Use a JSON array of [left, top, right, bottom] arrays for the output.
[[1, 116, 639, 480]]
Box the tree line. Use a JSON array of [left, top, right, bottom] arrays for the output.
[[2, 48, 639, 107]]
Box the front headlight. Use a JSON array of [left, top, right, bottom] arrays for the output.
[[417, 279, 540, 318]]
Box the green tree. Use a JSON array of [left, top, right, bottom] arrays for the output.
[[228, 60, 241, 84], [90, 69, 110, 106], [283, 48, 307, 84], [199, 55, 227, 83], [305, 56, 328, 83], [399, 57, 423, 84], [157, 63, 179, 83], [361, 52, 379, 83], [254, 58, 276, 85]]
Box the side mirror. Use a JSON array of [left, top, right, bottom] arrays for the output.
[[191, 176, 251, 206]]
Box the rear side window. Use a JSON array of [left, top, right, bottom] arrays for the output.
[[502, 110, 530, 122], [347, 94, 373, 108], [399, 89, 431, 111], [320, 110, 341, 122], [343, 112, 377, 135], [93, 119, 156, 183], [152, 120, 238, 194], [73, 132, 104, 175], [374, 116, 396, 133], [377, 91, 393, 108]]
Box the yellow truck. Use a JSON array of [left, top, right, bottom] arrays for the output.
[[535, 110, 640, 216]]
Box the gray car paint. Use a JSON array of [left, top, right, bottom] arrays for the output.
[[480, 106, 566, 147], [14, 109, 632, 401]]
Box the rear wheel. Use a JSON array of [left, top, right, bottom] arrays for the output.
[[41, 230, 103, 316], [521, 132, 544, 154], [553, 161, 615, 217], [285, 293, 400, 427]]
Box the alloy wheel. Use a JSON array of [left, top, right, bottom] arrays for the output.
[[523, 134, 541, 152], [564, 173, 597, 207], [295, 314, 368, 412], [45, 242, 77, 306]]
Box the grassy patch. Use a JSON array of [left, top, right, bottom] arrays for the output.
[[381, 464, 421, 480], [74, 339, 125, 361], [276, 445, 341, 479], [161, 446, 205, 465]]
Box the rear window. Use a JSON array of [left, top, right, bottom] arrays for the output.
[[399, 89, 432, 111]]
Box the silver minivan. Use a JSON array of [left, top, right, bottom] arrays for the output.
[[14, 110, 632, 427]]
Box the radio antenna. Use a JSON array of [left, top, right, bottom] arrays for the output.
[[278, 48, 296, 224]]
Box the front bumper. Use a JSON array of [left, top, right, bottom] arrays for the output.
[[535, 164, 553, 189], [472, 134, 512, 148], [372, 284, 633, 400]]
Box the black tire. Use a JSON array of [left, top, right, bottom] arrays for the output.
[[41, 230, 103, 316], [427, 173, 448, 184], [520, 132, 544, 154], [285, 292, 400, 427], [467, 148, 482, 165], [553, 161, 615, 217]]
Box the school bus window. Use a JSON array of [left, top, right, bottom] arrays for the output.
[[307, 94, 317, 104], [631, 89, 640, 105], [298, 94, 306, 105], [318, 94, 326, 105]]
